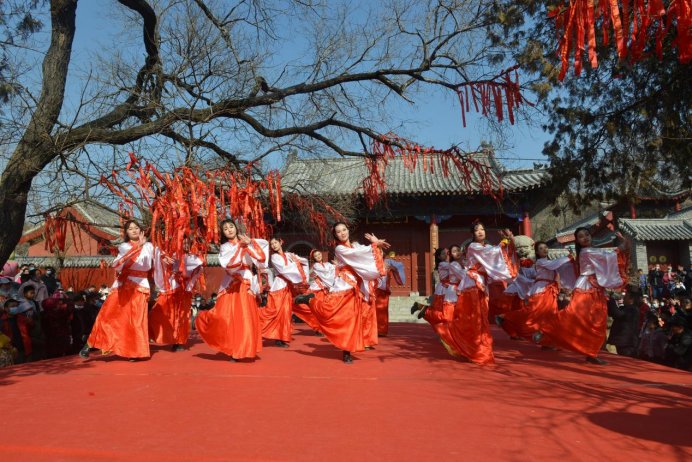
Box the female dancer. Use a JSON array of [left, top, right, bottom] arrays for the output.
[[497, 241, 576, 340], [300, 222, 388, 364], [437, 221, 516, 365], [195, 219, 267, 361], [259, 237, 310, 347], [373, 254, 406, 336], [533, 227, 628, 364], [148, 245, 204, 351], [411, 245, 462, 337], [81, 219, 154, 360]]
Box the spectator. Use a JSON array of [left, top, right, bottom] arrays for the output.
[[16, 265, 30, 284], [664, 316, 692, 371], [648, 264, 664, 299], [663, 267, 676, 295], [0, 331, 17, 368], [42, 294, 74, 358], [0, 276, 12, 305], [206, 292, 218, 310], [41, 267, 60, 296], [5, 297, 32, 363], [607, 291, 641, 357], [18, 285, 45, 361], [676, 297, 692, 325], [685, 264, 692, 297], [637, 269, 648, 296], [671, 280, 687, 297], [638, 315, 668, 363], [19, 267, 49, 308]]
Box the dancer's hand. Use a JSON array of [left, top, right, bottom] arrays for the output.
[[238, 234, 252, 245]]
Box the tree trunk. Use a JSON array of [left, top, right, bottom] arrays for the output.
[[0, 0, 77, 268]]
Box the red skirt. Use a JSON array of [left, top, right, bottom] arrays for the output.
[[149, 288, 193, 345], [293, 290, 322, 332], [374, 288, 390, 336], [308, 288, 364, 353], [501, 284, 558, 339], [362, 292, 379, 347], [423, 300, 455, 337], [438, 287, 494, 365], [539, 289, 607, 357], [260, 286, 293, 342], [195, 279, 262, 359], [88, 285, 150, 358], [488, 281, 520, 322]]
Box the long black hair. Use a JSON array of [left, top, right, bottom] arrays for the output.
[[573, 226, 591, 258], [534, 240, 548, 258], [448, 244, 462, 263], [122, 219, 143, 242], [219, 219, 238, 244], [434, 247, 447, 270], [470, 220, 486, 244], [269, 235, 284, 254]]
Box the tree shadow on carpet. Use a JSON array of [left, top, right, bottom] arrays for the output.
[[0, 356, 95, 387], [587, 407, 692, 447]]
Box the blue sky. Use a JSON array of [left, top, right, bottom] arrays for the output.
[[65, 0, 551, 170]]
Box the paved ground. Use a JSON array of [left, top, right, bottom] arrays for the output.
[[1, 324, 690, 461]]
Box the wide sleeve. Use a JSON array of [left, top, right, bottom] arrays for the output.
[[184, 254, 204, 290], [111, 243, 131, 271], [467, 243, 514, 281], [152, 247, 167, 289], [385, 259, 406, 285], [584, 248, 626, 289], [271, 253, 306, 284], [217, 242, 236, 268], [133, 242, 154, 271], [312, 262, 336, 289], [246, 238, 268, 265], [336, 243, 385, 281]]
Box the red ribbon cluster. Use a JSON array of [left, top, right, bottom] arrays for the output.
[[43, 214, 84, 253], [100, 153, 283, 274], [550, 0, 692, 80], [455, 65, 529, 126], [363, 134, 504, 209]]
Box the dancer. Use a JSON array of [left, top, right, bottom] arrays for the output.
[[412, 245, 461, 336], [148, 244, 204, 351], [436, 221, 516, 365], [81, 219, 154, 361], [195, 219, 267, 361], [300, 222, 388, 364], [497, 241, 576, 340], [373, 253, 406, 336], [259, 237, 310, 347], [533, 228, 628, 364]]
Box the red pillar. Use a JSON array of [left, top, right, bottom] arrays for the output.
[[674, 201, 681, 212], [522, 211, 532, 237], [630, 203, 637, 219]]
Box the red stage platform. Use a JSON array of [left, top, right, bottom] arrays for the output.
[[1, 324, 690, 461]]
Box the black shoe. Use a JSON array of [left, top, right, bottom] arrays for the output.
[[342, 351, 353, 364], [294, 293, 315, 305], [229, 357, 238, 362], [417, 306, 429, 319], [410, 302, 423, 315], [532, 331, 544, 344], [275, 340, 289, 348], [585, 356, 608, 365], [172, 344, 185, 352], [364, 345, 375, 351], [495, 315, 504, 327], [79, 344, 90, 359], [314, 331, 324, 337], [128, 358, 138, 362]]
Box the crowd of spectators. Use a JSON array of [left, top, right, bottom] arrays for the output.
[[607, 264, 692, 371], [0, 264, 216, 368]]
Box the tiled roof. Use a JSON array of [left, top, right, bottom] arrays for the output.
[[555, 211, 604, 238], [666, 205, 692, 220], [71, 201, 122, 239], [619, 218, 692, 241], [281, 153, 549, 196]]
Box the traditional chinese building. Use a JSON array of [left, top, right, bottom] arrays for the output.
[[278, 150, 552, 296]]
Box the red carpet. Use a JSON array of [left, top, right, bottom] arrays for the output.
[[1, 324, 690, 461]]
